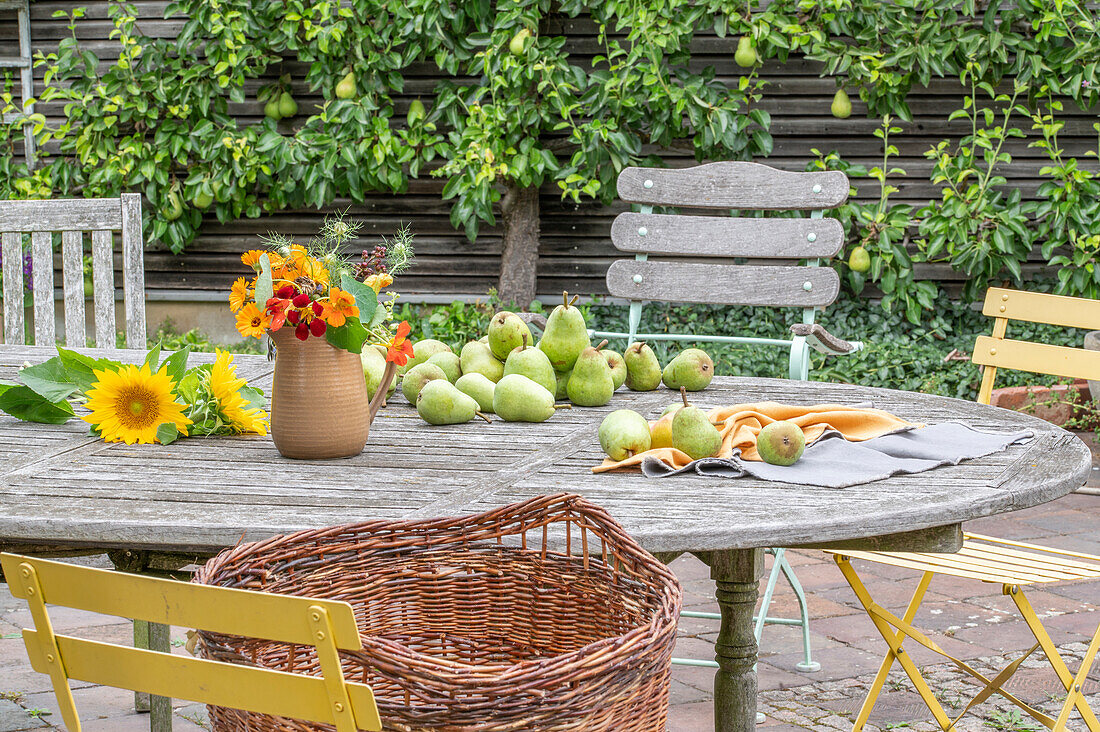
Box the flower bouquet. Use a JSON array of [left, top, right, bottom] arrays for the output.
[[228, 217, 415, 459], [0, 344, 267, 445]]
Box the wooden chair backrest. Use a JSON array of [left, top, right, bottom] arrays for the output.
[[607, 162, 849, 308], [0, 194, 146, 348], [973, 287, 1100, 404], [0, 553, 381, 732]]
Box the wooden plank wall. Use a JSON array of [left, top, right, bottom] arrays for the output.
[[1, 3, 1097, 301]]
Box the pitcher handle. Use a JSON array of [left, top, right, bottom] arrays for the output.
[[368, 360, 398, 422]]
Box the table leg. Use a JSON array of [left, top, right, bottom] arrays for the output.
[[712, 548, 764, 732]]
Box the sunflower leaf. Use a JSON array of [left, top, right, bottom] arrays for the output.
[[143, 343, 163, 371], [238, 384, 267, 411], [156, 423, 179, 445], [55, 347, 120, 392], [161, 347, 191, 386], [19, 357, 81, 402], [0, 386, 75, 424]]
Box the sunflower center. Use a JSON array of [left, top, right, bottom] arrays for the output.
[[114, 386, 162, 429]]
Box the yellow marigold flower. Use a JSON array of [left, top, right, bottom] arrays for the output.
[[81, 363, 192, 445], [365, 273, 393, 293], [241, 250, 267, 269], [209, 350, 268, 435], [228, 277, 252, 312], [319, 287, 359, 328], [235, 302, 270, 339]]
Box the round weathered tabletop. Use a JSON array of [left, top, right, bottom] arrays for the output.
[[0, 347, 1089, 556]]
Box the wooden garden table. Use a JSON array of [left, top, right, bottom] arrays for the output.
[[0, 345, 1091, 732]]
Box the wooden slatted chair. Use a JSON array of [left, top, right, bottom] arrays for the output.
[[1, 194, 146, 348], [593, 161, 865, 675], [825, 287, 1100, 731], [0, 552, 383, 732]]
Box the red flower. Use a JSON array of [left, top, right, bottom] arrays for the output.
[[286, 309, 300, 325], [295, 322, 310, 341], [276, 285, 297, 299], [292, 293, 312, 308], [385, 321, 415, 366], [266, 297, 291, 332], [311, 301, 324, 316], [309, 318, 327, 337]]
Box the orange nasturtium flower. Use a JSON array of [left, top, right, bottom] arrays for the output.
[[365, 272, 393, 294], [385, 321, 415, 366], [228, 277, 251, 312], [320, 287, 359, 328], [235, 302, 270, 339]]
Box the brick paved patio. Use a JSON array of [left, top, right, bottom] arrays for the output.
[[2, 448, 1098, 731]]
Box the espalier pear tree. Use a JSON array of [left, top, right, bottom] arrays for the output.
[[431, 0, 774, 306]]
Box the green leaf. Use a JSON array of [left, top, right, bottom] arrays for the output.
[[161, 347, 191, 385], [56, 347, 120, 393], [156, 423, 180, 445], [325, 315, 369, 354], [19, 358, 81, 402], [143, 343, 163, 371], [0, 386, 76, 424], [339, 273, 379, 324], [255, 253, 274, 307]]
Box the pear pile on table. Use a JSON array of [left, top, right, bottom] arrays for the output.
[[386, 291, 717, 429]]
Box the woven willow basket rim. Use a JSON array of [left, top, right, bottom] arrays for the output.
[[194, 493, 681, 677]]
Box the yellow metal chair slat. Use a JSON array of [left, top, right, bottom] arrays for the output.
[[1, 553, 383, 732], [824, 287, 1100, 732]]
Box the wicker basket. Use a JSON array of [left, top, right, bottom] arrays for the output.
[[193, 493, 682, 732]]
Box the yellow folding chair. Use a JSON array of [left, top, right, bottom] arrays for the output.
[[0, 552, 383, 732], [825, 287, 1100, 731]]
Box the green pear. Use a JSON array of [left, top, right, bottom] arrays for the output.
[[455, 372, 496, 413], [426, 352, 462, 383], [263, 99, 282, 120], [624, 342, 662, 391], [361, 346, 397, 400], [649, 410, 678, 449], [598, 409, 652, 460], [848, 245, 871, 273], [554, 368, 571, 401], [401, 339, 451, 375], [603, 349, 627, 390], [671, 388, 722, 460], [757, 421, 806, 466], [416, 379, 483, 425], [277, 91, 298, 118], [538, 291, 590, 372], [831, 88, 852, 119], [567, 340, 615, 407], [488, 311, 533, 361], [734, 35, 758, 67], [494, 374, 562, 423], [460, 341, 505, 383], [503, 335, 556, 395], [402, 362, 447, 403], [662, 348, 714, 391], [478, 335, 489, 344], [335, 72, 356, 100]]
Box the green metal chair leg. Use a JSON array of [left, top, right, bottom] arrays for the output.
[[775, 549, 820, 672]]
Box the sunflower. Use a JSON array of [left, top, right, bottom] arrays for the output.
[[209, 350, 268, 435], [229, 277, 252, 312], [235, 302, 270, 339], [82, 364, 192, 445]]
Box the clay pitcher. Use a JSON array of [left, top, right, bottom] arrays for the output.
[[269, 327, 395, 459]]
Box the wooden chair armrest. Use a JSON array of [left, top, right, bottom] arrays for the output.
[[518, 312, 548, 334], [790, 323, 863, 356]]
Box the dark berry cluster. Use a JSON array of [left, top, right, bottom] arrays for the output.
[[353, 245, 388, 280]]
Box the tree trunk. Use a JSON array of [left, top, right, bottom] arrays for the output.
[[498, 182, 540, 309]]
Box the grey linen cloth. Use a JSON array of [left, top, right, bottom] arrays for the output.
[[640, 422, 1034, 488]]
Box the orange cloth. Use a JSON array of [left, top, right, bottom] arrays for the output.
[[593, 402, 921, 473]]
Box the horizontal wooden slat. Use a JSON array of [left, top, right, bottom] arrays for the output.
[[983, 287, 1100, 331], [24, 632, 381, 730], [0, 554, 362, 649], [972, 336, 1100, 383], [617, 163, 849, 210], [605, 260, 839, 307], [611, 212, 843, 258], [0, 198, 122, 232]]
